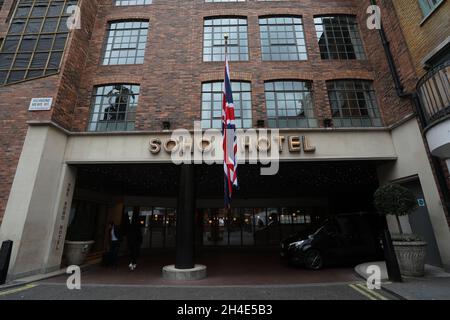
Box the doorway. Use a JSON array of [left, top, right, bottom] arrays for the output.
[[402, 179, 443, 267]]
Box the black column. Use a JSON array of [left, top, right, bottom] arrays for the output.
[[175, 164, 196, 269]]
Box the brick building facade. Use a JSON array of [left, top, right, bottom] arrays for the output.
[[0, 0, 449, 279], [391, 0, 450, 197], [0, 0, 420, 222]]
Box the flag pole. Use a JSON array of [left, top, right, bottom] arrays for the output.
[[224, 33, 229, 61], [224, 33, 231, 212]]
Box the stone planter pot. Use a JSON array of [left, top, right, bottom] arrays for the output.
[[64, 241, 95, 266], [393, 241, 427, 277]]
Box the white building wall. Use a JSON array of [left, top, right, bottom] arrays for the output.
[[377, 118, 450, 271]]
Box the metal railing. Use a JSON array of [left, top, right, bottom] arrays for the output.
[[417, 60, 450, 129]]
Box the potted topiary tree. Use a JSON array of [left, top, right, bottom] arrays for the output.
[[64, 204, 96, 266], [374, 183, 427, 277]]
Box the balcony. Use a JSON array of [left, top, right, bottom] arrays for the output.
[[418, 61, 450, 129], [418, 61, 450, 158]]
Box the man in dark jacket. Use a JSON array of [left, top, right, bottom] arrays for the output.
[[107, 221, 122, 268], [127, 207, 143, 271]]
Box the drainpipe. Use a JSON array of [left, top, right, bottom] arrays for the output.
[[371, 0, 450, 214], [371, 0, 407, 97]]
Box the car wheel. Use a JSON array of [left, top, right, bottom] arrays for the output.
[[304, 249, 323, 270]]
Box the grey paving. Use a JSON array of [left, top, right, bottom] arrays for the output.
[[383, 277, 450, 300], [0, 282, 399, 300]]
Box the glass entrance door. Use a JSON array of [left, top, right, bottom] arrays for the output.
[[124, 206, 177, 249], [199, 207, 322, 247]]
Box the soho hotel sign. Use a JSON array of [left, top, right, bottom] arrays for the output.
[[149, 134, 316, 155], [148, 128, 316, 168]]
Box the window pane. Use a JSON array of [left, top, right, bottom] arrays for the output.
[[314, 15, 366, 60], [259, 16, 307, 61], [102, 20, 149, 65], [265, 81, 317, 128], [0, 0, 73, 85], [327, 80, 382, 127], [88, 84, 139, 132], [203, 17, 249, 62], [201, 81, 252, 129], [115, 0, 152, 6]]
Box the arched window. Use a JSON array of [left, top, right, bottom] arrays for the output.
[[265, 80, 317, 128], [259, 16, 307, 61], [327, 80, 382, 127], [203, 17, 248, 62], [314, 15, 366, 60], [102, 20, 149, 65], [88, 84, 140, 132], [201, 81, 252, 129]]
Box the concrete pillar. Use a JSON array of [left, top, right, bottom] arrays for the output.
[[0, 125, 71, 280]]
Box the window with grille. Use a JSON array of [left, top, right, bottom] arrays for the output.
[[418, 0, 444, 16], [314, 15, 365, 60], [203, 17, 248, 62], [201, 81, 252, 129], [265, 80, 317, 128], [259, 16, 307, 61], [102, 21, 149, 65], [88, 84, 140, 132], [0, 0, 77, 85], [327, 80, 382, 127], [115, 0, 152, 5]]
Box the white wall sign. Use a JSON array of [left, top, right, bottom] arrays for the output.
[[29, 98, 53, 111]]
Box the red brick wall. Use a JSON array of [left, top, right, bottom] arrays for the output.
[[356, 0, 418, 125], [71, 0, 418, 132], [0, 0, 98, 223]]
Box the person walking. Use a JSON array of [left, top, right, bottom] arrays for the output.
[[107, 221, 122, 268], [127, 207, 143, 271]]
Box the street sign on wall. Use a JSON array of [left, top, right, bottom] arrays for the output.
[[29, 98, 53, 111]]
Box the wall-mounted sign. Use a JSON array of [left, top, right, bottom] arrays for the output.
[[29, 97, 53, 111]]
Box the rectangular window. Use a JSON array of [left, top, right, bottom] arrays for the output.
[[259, 16, 307, 61], [115, 0, 152, 5], [418, 0, 444, 16], [265, 80, 317, 128], [102, 21, 149, 65], [201, 81, 252, 129], [314, 15, 365, 60], [0, 0, 77, 85], [88, 84, 139, 132], [203, 17, 249, 62], [327, 80, 382, 127]]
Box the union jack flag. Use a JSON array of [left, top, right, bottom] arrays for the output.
[[222, 55, 238, 207]]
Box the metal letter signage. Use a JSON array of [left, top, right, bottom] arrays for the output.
[[148, 133, 316, 157]]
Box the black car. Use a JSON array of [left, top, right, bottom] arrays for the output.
[[280, 212, 384, 270]]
